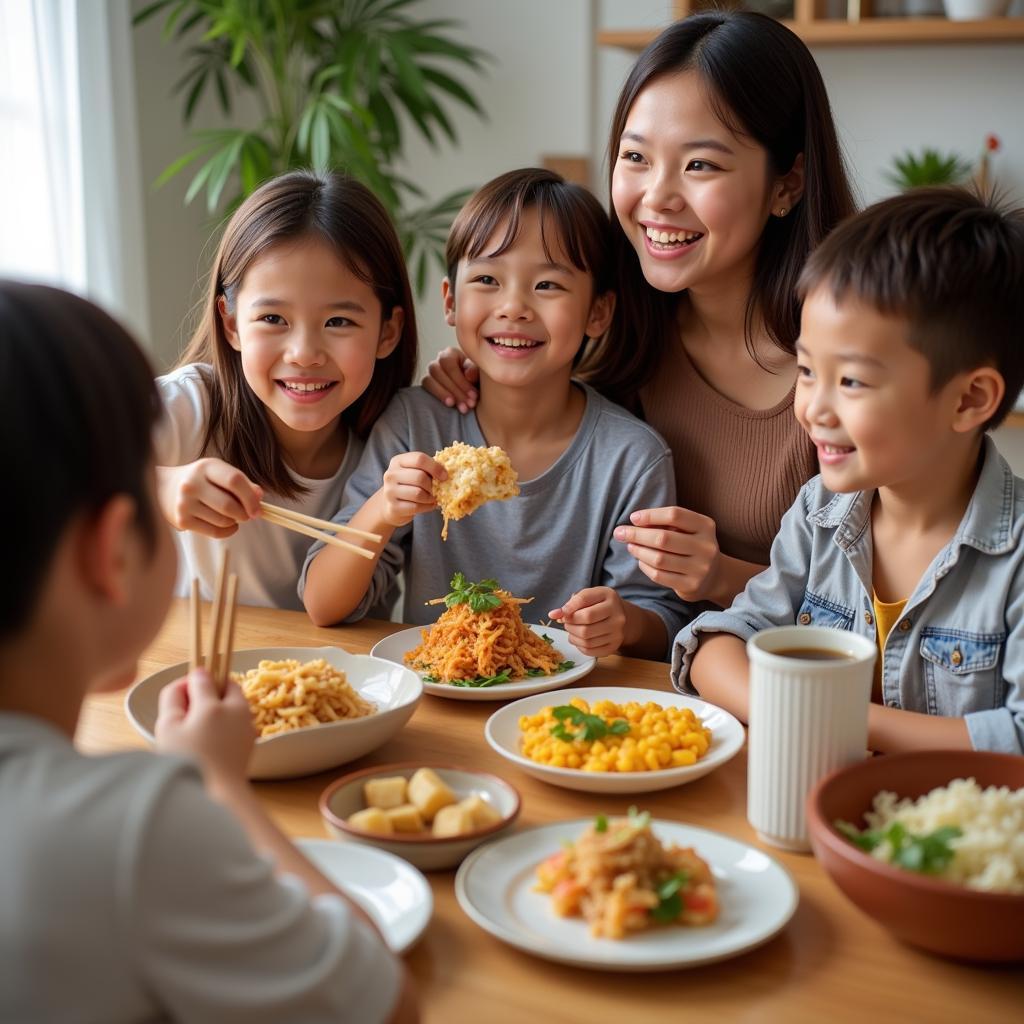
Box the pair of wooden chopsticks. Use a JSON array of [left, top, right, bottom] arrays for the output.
[[189, 549, 238, 695], [259, 501, 381, 561]]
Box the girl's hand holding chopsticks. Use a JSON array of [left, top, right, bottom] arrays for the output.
[[156, 458, 263, 539], [156, 457, 380, 558]]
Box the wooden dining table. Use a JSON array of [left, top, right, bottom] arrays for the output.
[[77, 600, 1022, 1023]]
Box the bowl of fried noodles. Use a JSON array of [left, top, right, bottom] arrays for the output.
[[126, 646, 422, 779]]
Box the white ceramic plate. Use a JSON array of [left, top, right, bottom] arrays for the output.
[[455, 818, 797, 971], [370, 624, 595, 701], [126, 646, 422, 780], [485, 686, 745, 794], [295, 838, 432, 954]]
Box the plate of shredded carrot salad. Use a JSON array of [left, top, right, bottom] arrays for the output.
[[370, 575, 595, 701], [455, 813, 798, 971]]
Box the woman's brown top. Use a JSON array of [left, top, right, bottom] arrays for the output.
[[639, 338, 817, 569]]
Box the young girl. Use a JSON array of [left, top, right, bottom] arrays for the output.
[[157, 170, 416, 609], [424, 11, 856, 615], [0, 282, 416, 1022], [302, 168, 685, 660]]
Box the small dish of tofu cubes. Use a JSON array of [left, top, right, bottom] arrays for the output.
[[319, 763, 521, 870]]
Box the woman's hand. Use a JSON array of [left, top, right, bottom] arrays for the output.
[[420, 347, 479, 413], [155, 668, 257, 786], [157, 459, 263, 539], [614, 506, 722, 603], [379, 452, 447, 528], [548, 587, 627, 658]]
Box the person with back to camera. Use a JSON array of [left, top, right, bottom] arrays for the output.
[[423, 11, 856, 619], [675, 189, 1024, 754], [0, 281, 418, 1022]]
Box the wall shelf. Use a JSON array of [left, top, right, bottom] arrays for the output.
[[600, 2, 1024, 50]]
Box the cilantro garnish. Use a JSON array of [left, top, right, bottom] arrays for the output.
[[442, 572, 502, 613], [550, 705, 630, 742], [836, 820, 962, 875], [594, 813, 608, 833], [650, 871, 690, 923], [449, 671, 511, 688]]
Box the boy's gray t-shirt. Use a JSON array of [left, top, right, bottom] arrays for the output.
[[300, 383, 686, 650]]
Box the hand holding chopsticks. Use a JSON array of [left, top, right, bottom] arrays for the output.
[[189, 549, 238, 696], [259, 501, 381, 561]]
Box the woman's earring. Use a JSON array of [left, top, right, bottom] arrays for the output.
[[777, 207, 788, 217]]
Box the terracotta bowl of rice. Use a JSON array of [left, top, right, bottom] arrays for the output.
[[807, 750, 1024, 962]]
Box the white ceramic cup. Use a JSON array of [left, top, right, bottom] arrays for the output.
[[746, 625, 876, 852]]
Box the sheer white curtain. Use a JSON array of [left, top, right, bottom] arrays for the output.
[[0, 0, 150, 341]]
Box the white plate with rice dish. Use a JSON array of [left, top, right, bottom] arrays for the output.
[[455, 818, 797, 971]]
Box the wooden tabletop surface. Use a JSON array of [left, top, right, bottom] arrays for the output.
[[77, 600, 1022, 1024]]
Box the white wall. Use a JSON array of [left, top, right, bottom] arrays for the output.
[[392, 0, 597, 362], [130, 0, 1024, 380]]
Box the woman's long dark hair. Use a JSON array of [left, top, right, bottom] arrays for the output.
[[580, 11, 855, 408], [180, 170, 417, 498]]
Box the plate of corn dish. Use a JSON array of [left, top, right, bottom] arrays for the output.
[[455, 810, 797, 970], [485, 687, 744, 793], [370, 574, 595, 701]]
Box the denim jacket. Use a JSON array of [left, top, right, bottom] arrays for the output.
[[671, 436, 1024, 754]]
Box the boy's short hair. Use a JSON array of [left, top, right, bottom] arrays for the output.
[[445, 168, 613, 298], [0, 282, 160, 639], [799, 188, 1024, 428]]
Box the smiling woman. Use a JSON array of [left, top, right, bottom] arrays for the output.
[[153, 170, 417, 610], [426, 12, 856, 619]]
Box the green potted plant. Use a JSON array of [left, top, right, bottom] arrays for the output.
[[885, 147, 972, 191], [134, 0, 489, 293]]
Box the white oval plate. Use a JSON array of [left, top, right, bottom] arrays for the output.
[[126, 647, 422, 780], [455, 818, 797, 971], [485, 686, 744, 793], [370, 624, 595, 701], [296, 838, 432, 955]]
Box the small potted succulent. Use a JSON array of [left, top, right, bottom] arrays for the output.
[[886, 135, 1001, 193], [885, 148, 973, 191]]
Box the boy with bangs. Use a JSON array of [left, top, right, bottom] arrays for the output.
[[673, 189, 1024, 753], [302, 168, 685, 659]]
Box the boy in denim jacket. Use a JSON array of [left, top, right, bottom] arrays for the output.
[[672, 189, 1024, 754]]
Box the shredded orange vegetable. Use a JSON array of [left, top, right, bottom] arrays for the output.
[[404, 589, 562, 684]]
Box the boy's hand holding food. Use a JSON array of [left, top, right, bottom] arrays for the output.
[[376, 451, 447, 528], [548, 587, 628, 658], [157, 458, 263, 539]]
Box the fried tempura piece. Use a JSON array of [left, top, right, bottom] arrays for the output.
[[432, 442, 519, 541]]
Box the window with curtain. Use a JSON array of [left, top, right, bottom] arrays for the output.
[[0, 0, 150, 342]]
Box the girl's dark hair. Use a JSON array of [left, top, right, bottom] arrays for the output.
[[180, 170, 417, 499], [800, 187, 1024, 429], [580, 11, 856, 407], [445, 168, 613, 364], [0, 282, 160, 639]]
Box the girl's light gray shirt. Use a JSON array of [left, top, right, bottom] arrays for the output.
[[671, 436, 1024, 753], [300, 383, 686, 654]]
